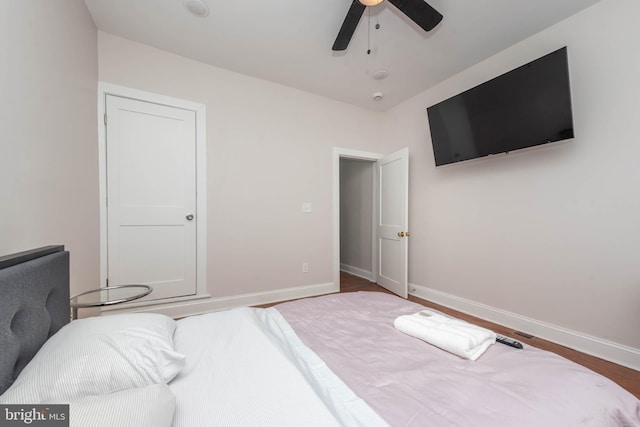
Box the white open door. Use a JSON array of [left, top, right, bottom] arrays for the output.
[[105, 95, 197, 300], [376, 148, 409, 298]]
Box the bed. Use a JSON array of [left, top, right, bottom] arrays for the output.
[[1, 246, 638, 427]]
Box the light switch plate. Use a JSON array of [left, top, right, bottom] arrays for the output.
[[302, 203, 312, 213]]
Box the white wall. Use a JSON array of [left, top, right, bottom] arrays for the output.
[[383, 0, 640, 357], [340, 159, 374, 277], [0, 1, 99, 297], [98, 33, 385, 302]]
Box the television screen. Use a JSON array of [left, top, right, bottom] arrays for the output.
[[427, 47, 574, 167]]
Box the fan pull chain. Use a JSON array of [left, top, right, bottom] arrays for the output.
[[367, 12, 381, 55], [367, 7, 371, 55]]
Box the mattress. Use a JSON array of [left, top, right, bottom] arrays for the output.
[[275, 291, 640, 427]]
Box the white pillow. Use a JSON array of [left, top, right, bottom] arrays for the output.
[[0, 313, 185, 403], [68, 384, 176, 427]]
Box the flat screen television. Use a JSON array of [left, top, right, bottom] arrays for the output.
[[426, 47, 574, 167]]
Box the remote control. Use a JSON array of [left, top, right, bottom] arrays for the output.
[[496, 335, 523, 349]]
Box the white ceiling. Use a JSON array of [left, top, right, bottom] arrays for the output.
[[84, 0, 599, 111]]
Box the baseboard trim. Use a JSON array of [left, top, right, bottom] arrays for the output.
[[409, 283, 640, 371], [340, 264, 373, 281], [102, 282, 338, 319]]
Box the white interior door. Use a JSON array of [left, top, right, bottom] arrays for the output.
[[106, 95, 197, 300], [376, 148, 409, 298]]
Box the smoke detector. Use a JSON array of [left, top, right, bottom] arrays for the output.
[[183, 0, 210, 17], [372, 92, 384, 101]]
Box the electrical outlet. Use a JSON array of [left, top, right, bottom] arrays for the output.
[[302, 262, 309, 273]]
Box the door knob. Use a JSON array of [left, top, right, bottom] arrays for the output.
[[397, 231, 405, 237], [186, 214, 194, 221]]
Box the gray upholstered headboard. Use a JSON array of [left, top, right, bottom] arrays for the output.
[[0, 245, 70, 395]]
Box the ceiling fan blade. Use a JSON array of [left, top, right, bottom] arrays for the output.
[[387, 0, 443, 32], [332, 1, 366, 51]]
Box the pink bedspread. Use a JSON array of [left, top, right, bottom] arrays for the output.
[[275, 292, 640, 427]]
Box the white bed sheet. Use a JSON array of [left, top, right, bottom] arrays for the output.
[[170, 307, 386, 427]]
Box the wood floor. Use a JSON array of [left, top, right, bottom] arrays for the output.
[[339, 272, 640, 399]]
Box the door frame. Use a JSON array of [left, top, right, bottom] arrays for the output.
[[98, 82, 208, 300], [332, 147, 383, 289]]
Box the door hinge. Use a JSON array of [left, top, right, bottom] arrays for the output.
[[104, 113, 107, 126], [105, 277, 109, 286]]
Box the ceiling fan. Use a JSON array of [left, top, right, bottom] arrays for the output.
[[332, 0, 443, 51]]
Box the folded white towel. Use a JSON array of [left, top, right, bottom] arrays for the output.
[[393, 310, 496, 361]]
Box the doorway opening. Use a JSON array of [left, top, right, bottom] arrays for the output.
[[339, 157, 376, 288], [333, 147, 410, 298], [333, 148, 381, 294]]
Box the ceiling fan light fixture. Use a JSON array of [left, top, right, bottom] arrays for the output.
[[333, 0, 443, 51], [358, 0, 384, 6], [183, 0, 210, 17]]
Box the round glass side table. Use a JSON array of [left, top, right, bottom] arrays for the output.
[[69, 284, 152, 319]]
